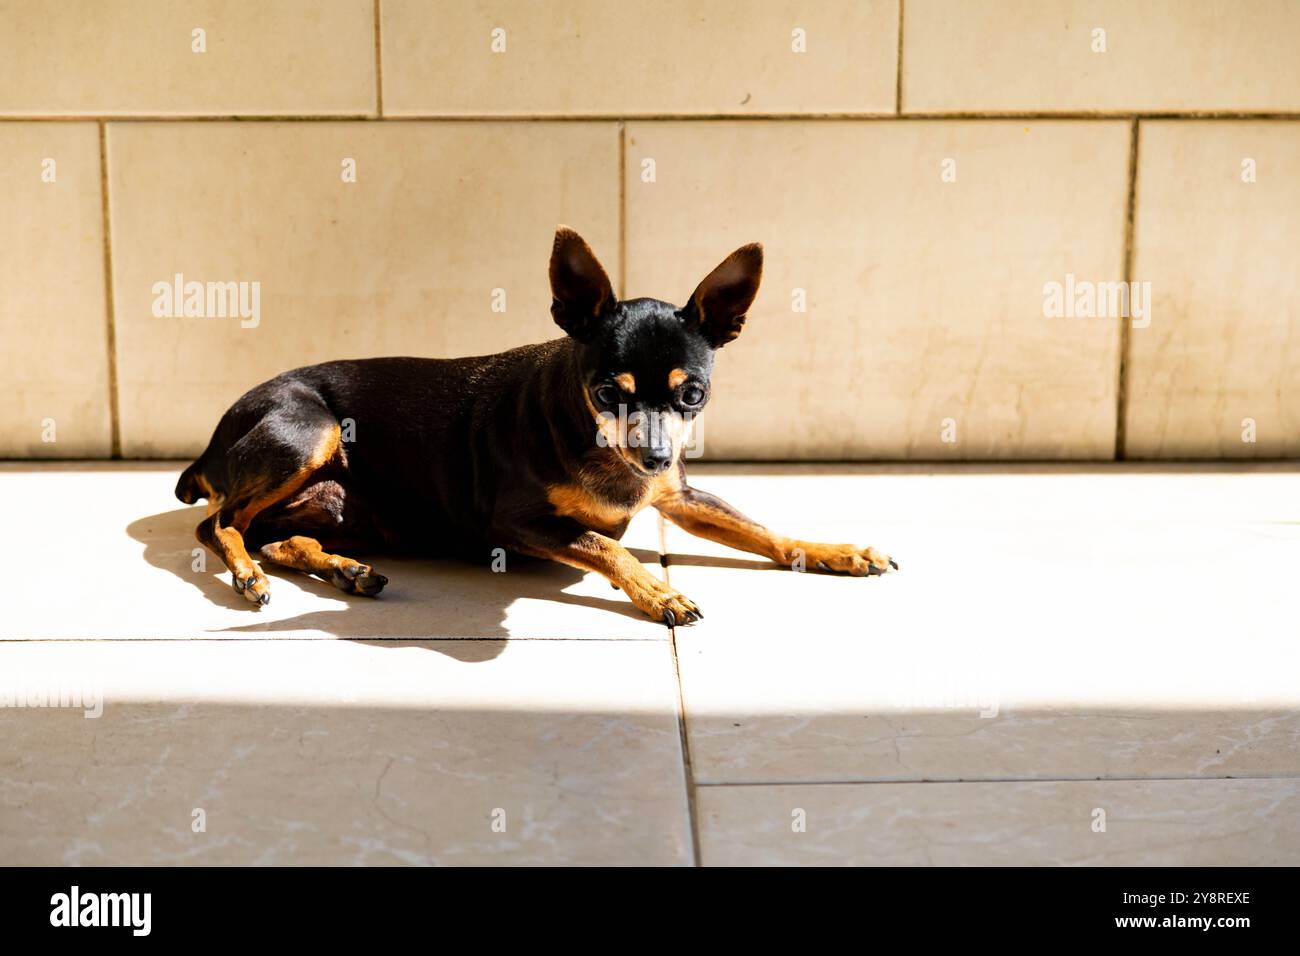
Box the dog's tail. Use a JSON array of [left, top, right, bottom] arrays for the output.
[[174, 456, 207, 504]]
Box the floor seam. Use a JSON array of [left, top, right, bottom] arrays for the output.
[[659, 512, 703, 867], [696, 774, 1300, 787], [0, 636, 671, 644]]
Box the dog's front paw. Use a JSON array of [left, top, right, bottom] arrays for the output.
[[798, 543, 898, 577], [632, 580, 703, 628]]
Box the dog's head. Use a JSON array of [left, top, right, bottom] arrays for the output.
[[549, 226, 762, 477]]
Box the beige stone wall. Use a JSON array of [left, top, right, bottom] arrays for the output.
[[1, 1, 1295, 459]]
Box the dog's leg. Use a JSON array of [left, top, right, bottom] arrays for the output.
[[197, 506, 271, 604], [259, 535, 387, 596], [509, 521, 701, 627], [655, 485, 895, 576], [195, 419, 343, 606]]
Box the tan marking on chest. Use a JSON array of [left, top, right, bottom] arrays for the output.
[[547, 464, 683, 532], [647, 468, 684, 504], [547, 483, 646, 533]]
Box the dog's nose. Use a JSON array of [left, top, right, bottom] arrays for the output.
[[640, 450, 674, 474]]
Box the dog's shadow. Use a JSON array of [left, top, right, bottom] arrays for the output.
[[127, 506, 662, 662]]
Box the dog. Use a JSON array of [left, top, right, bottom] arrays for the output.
[[176, 227, 896, 626]]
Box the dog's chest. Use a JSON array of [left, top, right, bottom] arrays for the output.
[[546, 482, 648, 538]]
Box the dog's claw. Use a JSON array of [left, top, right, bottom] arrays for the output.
[[889, 558, 899, 570], [662, 609, 677, 628]]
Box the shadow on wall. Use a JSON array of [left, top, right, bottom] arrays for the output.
[[125, 506, 663, 660]]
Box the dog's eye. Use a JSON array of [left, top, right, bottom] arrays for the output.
[[680, 384, 706, 407], [594, 384, 620, 407]]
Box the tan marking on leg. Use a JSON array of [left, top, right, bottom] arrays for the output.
[[197, 423, 344, 607], [522, 531, 700, 625], [231, 424, 342, 532], [655, 486, 893, 573], [659, 494, 784, 560], [259, 535, 335, 573], [198, 513, 268, 605], [259, 535, 387, 596]]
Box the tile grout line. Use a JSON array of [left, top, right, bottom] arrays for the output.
[[372, 0, 384, 117], [617, 121, 626, 298], [1115, 117, 1141, 461], [18, 456, 1300, 467], [3, 113, 1300, 123], [2, 635, 674, 644], [695, 773, 1300, 787], [97, 121, 122, 459], [658, 512, 703, 866], [894, 0, 905, 115]]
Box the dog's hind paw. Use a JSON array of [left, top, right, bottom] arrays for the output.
[[232, 570, 271, 606], [329, 563, 388, 597]]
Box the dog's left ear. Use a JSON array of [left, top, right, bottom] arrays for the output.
[[682, 243, 763, 348], [550, 226, 615, 341]]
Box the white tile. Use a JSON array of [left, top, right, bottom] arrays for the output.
[[700, 778, 1300, 865], [0, 123, 110, 456], [625, 121, 1129, 459], [0, 638, 690, 865], [0, 465, 668, 641], [383, 0, 898, 116], [0, 0, 376, 116], [106, 121, 619, 456], [1127, 121, 1300, 457], [667, 465, 1300, 782], [903, 0, 1300, 113]]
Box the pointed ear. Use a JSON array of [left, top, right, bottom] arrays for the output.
[[682, 243, 763, 348], [550, 226, 615, 341]]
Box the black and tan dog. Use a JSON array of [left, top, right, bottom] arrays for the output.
[[176, 228, 896, 625]]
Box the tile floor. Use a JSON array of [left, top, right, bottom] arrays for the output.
[[2, 463, 1297, 865]]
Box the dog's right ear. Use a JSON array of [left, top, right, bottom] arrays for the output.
[[550, 226, 615, 341]]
